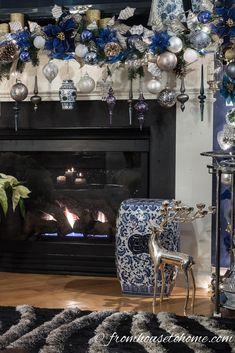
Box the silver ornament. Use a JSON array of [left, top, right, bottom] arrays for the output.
[[78, 73, 95, 93], [168, 37, 183, 54], [190, 31, 211, 50], [157, 87, 176, 108], [33, 36, 45, 49], [146, 77, 161, 94], [59, 79, 77, 110], [75, 44, 88, 58], [226, 62, 235, 80], [42, 62, 59, 83], [221, 173, 232, 186], [84, 51, 97, 65], [10, 80, 28, 102], [157, 52, 177, 71]]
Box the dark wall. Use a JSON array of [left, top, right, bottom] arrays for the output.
[[0, 99, 176, 199]]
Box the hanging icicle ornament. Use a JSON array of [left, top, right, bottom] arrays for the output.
[[30, 75, 41, 111], [106, 87, 116, 126], [10, 79, 28, 132], [134, 93, 149, 130], [177, 77, 189, 112], [198, 64, 206, 121]]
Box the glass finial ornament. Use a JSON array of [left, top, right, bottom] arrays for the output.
[[30, 75, 41, 111], [157, 87, 176, 108], [42, 61, 59, 83], [134, 92, 149, 130], [177, 77, 189, 112], [10, 79, 28, 132], [106, 87, 116, 125]]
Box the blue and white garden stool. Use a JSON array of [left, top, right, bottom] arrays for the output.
[[116, 199, 179, 296]]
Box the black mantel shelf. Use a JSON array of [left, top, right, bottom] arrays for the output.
[[0, 127, 150, 140]]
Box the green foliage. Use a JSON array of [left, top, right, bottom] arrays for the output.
[[0, 173, 30, 218], [0, 62, 13, 81]]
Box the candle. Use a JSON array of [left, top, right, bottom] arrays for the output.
[[65, 168, 76, 183], [57, 176, 66, 185], [75, 173, 87, 187], [10, 13, 25, 31]]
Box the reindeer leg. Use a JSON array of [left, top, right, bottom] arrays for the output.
[[190, 266, 196, 314], [160, 264, 165, 305], [182, 267, 190, 316], [153, 263, 160, 313]]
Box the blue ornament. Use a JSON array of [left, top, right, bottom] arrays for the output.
[[84, 51, 98, 65], [80, 30, 93, 42], [127, 35, 141, 49], [19, 50, 31, 62], [197, 11, 212, 24]]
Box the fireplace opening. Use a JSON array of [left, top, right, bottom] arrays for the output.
[[0, 150, 148, 243]]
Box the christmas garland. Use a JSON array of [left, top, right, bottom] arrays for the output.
[[0, 1, 234, 103]]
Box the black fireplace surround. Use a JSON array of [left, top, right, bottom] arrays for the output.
[[0, 101, 175, 275]]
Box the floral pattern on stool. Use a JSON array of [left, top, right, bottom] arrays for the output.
[[116, 199, 179, 296]]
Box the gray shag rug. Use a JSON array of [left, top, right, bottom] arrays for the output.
[[0, 306, 234, 353]]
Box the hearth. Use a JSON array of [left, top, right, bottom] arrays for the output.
[[0, 128, 151, 275]]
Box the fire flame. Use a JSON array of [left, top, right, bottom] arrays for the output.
[[97, 211, 108, 223], [64, 207, 79, 228], [41, 211, 57, 222]]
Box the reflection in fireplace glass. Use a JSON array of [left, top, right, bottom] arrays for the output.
[[0, 151, 148, 242]]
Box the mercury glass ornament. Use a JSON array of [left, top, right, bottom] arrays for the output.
[[30, 75, 41, 111], [177, 77, 189, 112], [33, 35, 45, 49], [78, 73, 95, 93], [157, 52, 177, 71], [80, 30, 93, 42], [106, 87, 116, 125], [134, 92, 149, 130], [59, 80, 77, 110], [127, 34, 141, 49], [146, 77, 161, 94], [84, 51, 98, 65], [168, 37, 183, 54], [19, 50, 30, 62], [157, 87, 176, 108], [190, 31, 211, 50], [226, 62, 235, 80], [43, 61, 59, 83], [197, 10, 212, 24], [10, 79, 28, 102]]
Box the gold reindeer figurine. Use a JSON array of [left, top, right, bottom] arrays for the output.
[[149, 200, 216, 315]]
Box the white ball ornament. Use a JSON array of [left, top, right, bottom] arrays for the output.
[[33, 36, 46, 49], [146, 77, 161, 94], [78, 73, 95, 93], [183, 48, 199, 63], [75, 44, 89, 58], [168, 37, 183, 53]]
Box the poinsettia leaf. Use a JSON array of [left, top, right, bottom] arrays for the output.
[[14, 185, 31, 198], [18, 198, 26, 218], [0, 173, 7, 179], [12, 189, 21, 211], [0, 187, 8, 215]]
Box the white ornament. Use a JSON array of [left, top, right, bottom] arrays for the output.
[[118, 7, 136, 20], [28, 21, 41, 33], [146, 78, 161, 94], [130, 25, 144, 35], [168, 37, 183, 53], [33, 36, 45, 49], [52, 5, 63, 19], [75, 44, 89, 58], [183, 48, 199, 63], [87, 21, 98, 30], [78, 73, 95, 93], [9, 22, 23, 32], [42, 62, 59, 83]]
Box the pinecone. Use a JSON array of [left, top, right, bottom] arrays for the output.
[[0, 43, 17, 63]]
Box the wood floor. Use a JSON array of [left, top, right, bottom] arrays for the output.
[[0, 272, 213, 316]]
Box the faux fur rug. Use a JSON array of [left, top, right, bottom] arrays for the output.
[[0, 306, 234, 353]]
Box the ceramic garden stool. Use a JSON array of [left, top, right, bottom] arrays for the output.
[[116, 199, 179, 296]]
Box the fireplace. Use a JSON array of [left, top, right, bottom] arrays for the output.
[[0, 128, 151, 275]]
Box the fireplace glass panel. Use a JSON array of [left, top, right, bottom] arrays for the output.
[[0, 151, 148, 242]]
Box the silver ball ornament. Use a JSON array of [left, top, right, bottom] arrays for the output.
[[42, 62, 59, 83], [157, 52, 177, 71], [168, 37, 183, 54], [157, 87, 176, 108], [183, 48, 199, 63], [10, 80, 28, 102], [226, 62, 235, 80], [221, 173, 232, 185], [146, 77, 161, 94], [84, 51, 98, 65], [190, 31, 211, 50], [33, 36, 46, 49], [78, 73, 95, 93]]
